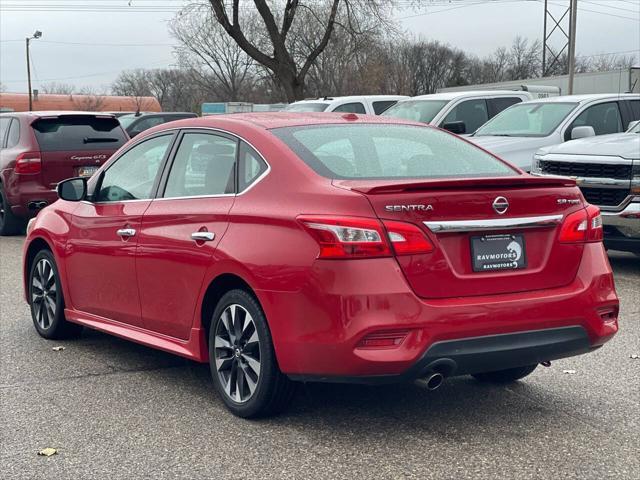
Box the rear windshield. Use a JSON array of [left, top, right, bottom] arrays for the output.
[[272, 124, 516, 179], [284, 102, 329, 112], [32, 116, 127, 152], [383, 100, 449, 124]]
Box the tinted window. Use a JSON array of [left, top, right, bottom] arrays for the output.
[[284, 102, 329, 112], [383, 100, 448, 124], [238, 142, 268, 192], [164, 133, 237, 198], [442, 99, 489, 133], [626, 100, 639, 122], [332, 102, 366, 114], [489, 97, 523, 117], [6, 119, 20, 148], [475, 102, 577, 137], [372, 101, 398, 115], [96, 135, 172, 202], [272, 124, 515, 179], [0, 117, 11, 148], [32, 116, 127, 152], [129, 116, 165, 134], [571, 102, 623, 137]]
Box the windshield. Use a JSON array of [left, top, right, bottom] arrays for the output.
[[284, 102, 329, 112], [272, 124, 516, 180], [117, 114, 138, 129], [628, 121, 640, 133], [382, 100, 449, 124], [474, 102, 578, 137]]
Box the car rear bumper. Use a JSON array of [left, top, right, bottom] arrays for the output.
[[259, 242, 618, 380]]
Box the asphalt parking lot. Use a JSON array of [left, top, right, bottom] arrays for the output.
[[1, 235, 638, 479]]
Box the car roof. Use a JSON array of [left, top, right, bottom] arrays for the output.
[[0, 110, 116, 118], [143, 112, 425, 134], [520, 93, 640, 104], [291, 95, 408, 104], [407, 91, 529, 101]]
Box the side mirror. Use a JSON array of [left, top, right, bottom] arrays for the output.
[[627, 120, 639, 132], [57, 177, 87, 202], [442, 121, 467, 135], [571, 126, 595, 140]]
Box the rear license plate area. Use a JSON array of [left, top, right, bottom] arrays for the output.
[[471, 234, 527, 272], [77, 166, 99, 177]]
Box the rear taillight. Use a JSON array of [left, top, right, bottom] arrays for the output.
[[382, 220, 434, 255], [15, 152, 42, 174], [356, 329, 410, 349], [298, 216, 434, 259], [559, 205, 603, 243], [298, 216, 391, 258]]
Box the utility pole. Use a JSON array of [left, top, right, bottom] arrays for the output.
[[25, 30, 42, 111], [567, 0, 578, 94]]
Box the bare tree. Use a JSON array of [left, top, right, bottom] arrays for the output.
[[112, 70, 156, 112], [72, 87, 107, 111], [203, 0, 393, 101], [171, 7, 256, 101], [507, 36, 541, 80], [41, 82, 75, 95]]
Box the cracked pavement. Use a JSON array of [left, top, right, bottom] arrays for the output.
[[1, 235, 639, 479]]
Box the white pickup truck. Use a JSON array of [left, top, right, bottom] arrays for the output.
[[468, 93, 640, 171], [532, 121, 640, 255], [283, 95, 408, 115]]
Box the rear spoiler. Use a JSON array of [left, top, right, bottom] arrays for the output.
[[333, 175, 577, 194]]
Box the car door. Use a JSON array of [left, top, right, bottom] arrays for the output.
[[64, 133, 175, 326], [136, 130, 238, 339]]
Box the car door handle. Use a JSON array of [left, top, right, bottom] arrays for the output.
[[191, 232, 215, 242], [116, 228, 137, 238]]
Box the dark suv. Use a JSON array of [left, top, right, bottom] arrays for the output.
[[118, 112, 197, 138], [0, 112, 127, 235]]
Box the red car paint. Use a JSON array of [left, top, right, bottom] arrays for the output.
[[0, 112, 126, 221], [23, 113, 618, 381]]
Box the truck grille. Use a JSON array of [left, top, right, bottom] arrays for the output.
[[540, 160, 632, 180], [581, 187, 630, 207]]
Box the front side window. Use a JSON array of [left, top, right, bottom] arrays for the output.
[[164, 133, 237, 198], [332, 102, 366, 114], [570, 102, 623, 137], [383, 100, 448, 124], [96, 135, 172, 202], [441, 99, 489, 133], [474, 102, 578, 137], [272, 124, 516, 179]]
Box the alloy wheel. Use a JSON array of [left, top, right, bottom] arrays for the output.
[[214, 304, 261, 403], [31, 258, 57, 330]]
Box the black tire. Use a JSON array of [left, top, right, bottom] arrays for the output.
[[28, 250, 83, 339], [208, 289, 296, 418], [0, 183, 26, 236], [472, 364, 538, 383]]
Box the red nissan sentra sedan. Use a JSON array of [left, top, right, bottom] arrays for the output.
[[22, 113, 619, 417]]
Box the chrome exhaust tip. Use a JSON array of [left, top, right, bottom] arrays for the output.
[[415, 372, 445, 391]]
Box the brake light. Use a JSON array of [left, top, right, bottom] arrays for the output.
[[298, 216, 391, 258], [382, 220, 434, 255], [559, 205, 603, 243], [15, 152, 42, 174]]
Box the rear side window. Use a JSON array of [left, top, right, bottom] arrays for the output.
[[489, 97, 523, 117], [372, 101, 398, 115], [332, 102, 366, 114], [0, 117, 10, 148], [32, 116, 126, 152], [272, 124, 516, 179], [238, 142, 268, 192], [7, 119, 20, 148], [627, 100, 640, 121], [164, 133, 237, 198]]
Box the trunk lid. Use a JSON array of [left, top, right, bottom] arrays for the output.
[[335, 176, 586, 299], [31, 114, 127, 188]]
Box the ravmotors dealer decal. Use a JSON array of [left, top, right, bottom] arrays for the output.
[[471, 234, 527, 272]]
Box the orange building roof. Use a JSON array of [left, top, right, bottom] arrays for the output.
[[0, 92, 161, 113]]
